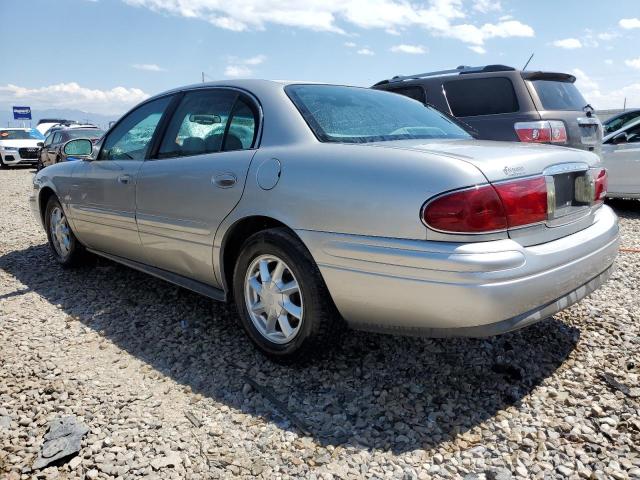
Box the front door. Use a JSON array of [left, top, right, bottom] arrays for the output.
[[135, 88, 259, 286], [69, 95, 173, 259], [602, 123, 640, 196]]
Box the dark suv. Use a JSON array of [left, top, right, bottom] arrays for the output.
[[38, 126, 104, 170], [373, 65, 602, 154]]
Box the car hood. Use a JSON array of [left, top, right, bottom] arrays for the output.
[[0, 139, 42, 148], [364, 138, 600, 182]]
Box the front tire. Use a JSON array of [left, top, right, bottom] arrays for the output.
[[233, 228, 342, 361], [44, 196, 86, 267]]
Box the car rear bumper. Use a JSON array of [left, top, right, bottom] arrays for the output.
[[297, 205, 619, 336]]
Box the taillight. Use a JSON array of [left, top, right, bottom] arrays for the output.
[[423, 185, 507, 233], [494, 177, 548, 228], [514, 121, 567, 144], [593, 168, 607, 202], [423, 176, 548, 233]]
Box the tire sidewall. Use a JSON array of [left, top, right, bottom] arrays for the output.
[[233, 231, 325, 358], [44, 197, 78, 266]]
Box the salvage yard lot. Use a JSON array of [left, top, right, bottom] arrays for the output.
[[0, 167, 639, 479]]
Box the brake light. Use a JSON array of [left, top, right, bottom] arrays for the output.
[[514, 121, 567, 144], [494, 177, 548, 227], [423, 176, 548, 233], [593, 168, 607, 202], [423, 185, 507, 233]]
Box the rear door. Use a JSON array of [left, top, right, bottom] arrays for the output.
[[602, 123, 640, 196], [135, 88, 259, 287], [442, 76, 538, 141]]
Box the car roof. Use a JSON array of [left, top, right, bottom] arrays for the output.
[[604, 108, 640, 123]]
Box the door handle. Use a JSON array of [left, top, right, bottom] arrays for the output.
[[213, 173, 237, 188], [117, 174, 131, 184]]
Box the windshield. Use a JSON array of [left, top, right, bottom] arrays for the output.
[[603, 111, 640, 134], [286, 84, 471, 143], [67, 129, 104, 139], [532, 80, 588, 111], [0, 129, 45, 140]]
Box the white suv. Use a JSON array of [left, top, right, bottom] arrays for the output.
[[0, 128, 45, 168]]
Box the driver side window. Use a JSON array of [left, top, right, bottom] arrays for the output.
[[44, 134, 53, 147], [99, 96, 172, 160]]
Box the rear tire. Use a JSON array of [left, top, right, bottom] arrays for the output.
[[232, 228, 342, 362], [44, 196, 87, 268], [0, 157, 7, 169]]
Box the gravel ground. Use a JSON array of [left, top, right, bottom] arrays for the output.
[[1, 167, 639, 480]]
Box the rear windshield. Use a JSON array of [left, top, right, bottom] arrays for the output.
[[286, 84, 471, 143], [66, 129, 104, 139], [0, 129, 44, 140], [532, 80, 587, 111], [444, 77, 519, 117]]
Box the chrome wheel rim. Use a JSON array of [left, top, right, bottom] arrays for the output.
[[244, 254, 303, 344], [50, 206, 71, 258]]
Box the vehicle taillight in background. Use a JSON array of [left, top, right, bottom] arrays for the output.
[[514, 121, 567, 144], [423, 176, 548, 233], [593, 168, 607, 202]]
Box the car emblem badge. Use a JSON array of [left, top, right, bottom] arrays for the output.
[[503, 165, 525, 177]]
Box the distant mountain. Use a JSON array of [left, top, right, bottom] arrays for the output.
[[0, 105, 122, 130]]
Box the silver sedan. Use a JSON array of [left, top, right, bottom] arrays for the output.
[[602, 117, 640, 199], [31, 80, 619, 360]]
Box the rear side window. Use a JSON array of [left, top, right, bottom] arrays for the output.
[[532, 80, 587, 111], [444, 77, 519, 117], [390, 86, 426, 104]]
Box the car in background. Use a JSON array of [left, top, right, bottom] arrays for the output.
[[0, 128, 45, 168], [373, 65, 603, 155], [36, 118, 76, 136], [603, 109, 640, 136], [38, 126, 104, 169], [31, 80, 618, 360], [602, 117, 640, 199]]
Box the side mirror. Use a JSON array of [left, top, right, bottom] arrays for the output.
[[63, 138, 93, 159], [37, 142, 44, 147], [612, 132, 628, 145]]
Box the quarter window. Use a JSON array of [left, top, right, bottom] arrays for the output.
[[99, 96, 172, 161], [158, 90, 238, 159], [444, 77, 519, 117], [224, 99, 258, 151]]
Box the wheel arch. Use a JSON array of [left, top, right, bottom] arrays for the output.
[[38, 186, 57, 225], [219, 215, 307, 296]]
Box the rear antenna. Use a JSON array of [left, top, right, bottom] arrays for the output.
[[522, 53, 534, 71]]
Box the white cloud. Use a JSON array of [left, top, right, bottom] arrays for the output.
[[605, 59, 613, 65], [552, 38, 582, 49], [344, 41, 357, 47], [473, 0, 501, 13], [223, 54, 266, 77], [390, 44, 427, 54], [224, 65, 252, 77], [572, 68, 640, 110], [625, 57, 640, 70], [123, 0, 534, 46], [356, 48, 374, 55], [597, 32, 619, 41], [469, 45, 486, 54], [131, 63, 165, 71], [620, 18, 640, 29], [0, 82, 148, 115]]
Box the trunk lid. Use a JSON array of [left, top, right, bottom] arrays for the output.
[[367, 139, 604, 245]]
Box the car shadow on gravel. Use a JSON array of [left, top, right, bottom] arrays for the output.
[[607, 198, 640, 219], [0, 244, 580, 454]]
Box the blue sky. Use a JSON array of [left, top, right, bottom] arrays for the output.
[[0, 0, 638, 115]]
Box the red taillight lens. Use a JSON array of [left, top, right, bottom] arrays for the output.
[[494, 177, 548, 228], [423, 177, 549, 233], [594, 168, 607, 202], [514, 121, 567, 144], [423, 185, 507, 233]]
